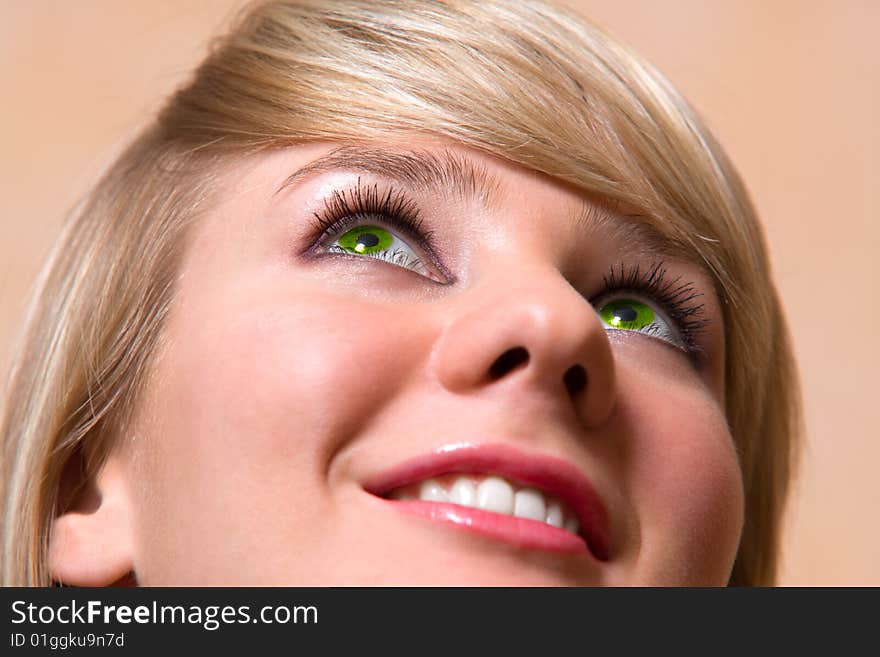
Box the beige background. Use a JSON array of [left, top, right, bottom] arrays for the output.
[[1, 1, 877, 585]]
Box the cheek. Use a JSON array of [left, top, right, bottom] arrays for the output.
[[616, 361, 744, 584], [130, 286, 428, 582], [176, 284, 424, 444]]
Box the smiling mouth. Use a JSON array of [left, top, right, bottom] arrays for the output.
[[363, 443, 611, 561], [385, 474, 582, 535]]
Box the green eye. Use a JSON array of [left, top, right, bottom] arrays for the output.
[[599, 298, 654, 330], [337, 225, 393, 254], [325, 222, 445, 283]]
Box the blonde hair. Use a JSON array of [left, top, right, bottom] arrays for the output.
[[0, 0, 800, 585]]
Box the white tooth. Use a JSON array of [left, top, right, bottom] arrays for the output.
[[418, 479, 449, 502], [449, 477, 477, 507], [476, 476, 514, 514], [513, 488, 546, 521], [545, 501, 564, 528], [564, 516, 580, 534]]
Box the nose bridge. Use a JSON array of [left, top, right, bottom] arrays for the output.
[[483, 265, 592, 370], [429, 261, 616, 428]]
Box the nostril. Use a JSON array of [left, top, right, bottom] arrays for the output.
[[563, 364, 587, 398], [488, 347, 529, 380]]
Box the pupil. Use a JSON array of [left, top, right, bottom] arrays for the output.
[[357, 232, 380, 248], [614, 305, 638, 322]]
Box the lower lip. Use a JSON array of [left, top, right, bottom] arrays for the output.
[[383, 499, 591, 554]]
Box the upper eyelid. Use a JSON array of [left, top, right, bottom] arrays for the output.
[[313, 180, 426, 233]]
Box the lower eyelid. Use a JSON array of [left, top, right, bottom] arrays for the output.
[[323, 243, 449, 285]]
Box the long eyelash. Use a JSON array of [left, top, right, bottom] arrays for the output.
[[600, 261, 710, 356], [307, 177, 436, 254]]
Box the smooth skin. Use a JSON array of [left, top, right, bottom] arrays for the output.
[[49, 139, 744, 585]]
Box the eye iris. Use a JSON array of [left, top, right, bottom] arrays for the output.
[[600, 299, 654, 330], [337, 225, 392, 254]]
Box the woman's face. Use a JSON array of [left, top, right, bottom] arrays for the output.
[[121, 139, 743, 585]]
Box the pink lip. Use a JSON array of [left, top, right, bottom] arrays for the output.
[[362, 443, 611, 561]]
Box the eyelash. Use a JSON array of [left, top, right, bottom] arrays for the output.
[[307, 182, 708, 354], [594, 262, 709, 357], [307, 178, 439, 273]]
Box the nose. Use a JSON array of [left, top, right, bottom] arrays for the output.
[[429, 263, 616, 429]]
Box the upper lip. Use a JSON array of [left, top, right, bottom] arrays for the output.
[[362, 442, 611, 561]]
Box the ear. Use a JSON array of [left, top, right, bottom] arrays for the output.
[[49, 452, 136, 586]]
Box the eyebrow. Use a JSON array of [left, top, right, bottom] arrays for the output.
[[275, 145, 505, 209], [578, 202, 701, 265], [276, 145, 703, 267]]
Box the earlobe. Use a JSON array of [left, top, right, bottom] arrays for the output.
[[48, 455, 136, 586]]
